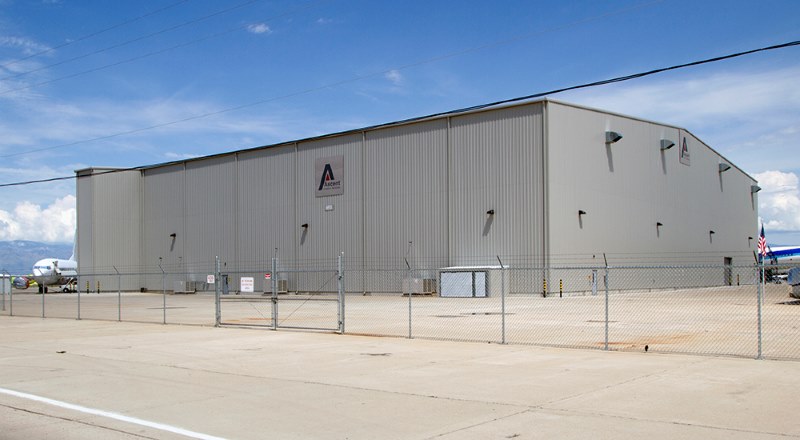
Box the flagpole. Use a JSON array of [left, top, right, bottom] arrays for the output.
[[757, 223, 764, 359]]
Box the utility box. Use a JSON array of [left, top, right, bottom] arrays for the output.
[[788, 267, 800, 298]]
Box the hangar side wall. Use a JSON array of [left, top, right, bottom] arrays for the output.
[[545, 101, 758, 267], [237, 145, 297, 292], [142, 165, 185, 291], [76, 169, 142, 291], [449, 104, 545, 266]]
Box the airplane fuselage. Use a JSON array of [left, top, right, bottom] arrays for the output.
[[32, 258, 78, 290]]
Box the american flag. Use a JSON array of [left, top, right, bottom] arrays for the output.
[[758, 225, 767, 257]]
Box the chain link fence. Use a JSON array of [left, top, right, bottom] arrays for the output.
[[1, 259, 798, 361]]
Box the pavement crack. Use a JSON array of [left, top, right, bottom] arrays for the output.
[[423, 409, 533, 439], [538, 406, 800, 438], [0, 403, 162, 439]]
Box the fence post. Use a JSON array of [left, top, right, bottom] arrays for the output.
[[215, 256, 221, 327], [42, 280, 45, 318], [497, 256, 505, 345], [757, 262, 763, 359], [604, 267, 610, 351], [404, 257, 412, 339], [1, 269, 6, 312], [338, 253, 345, 334], [1, 268, 6, 312], [77, 274, 81, 320], [159, 259, 166, 325], [114, 266, 121, 322], [8, 274, 12, 316], [271, 257, 277, 331]]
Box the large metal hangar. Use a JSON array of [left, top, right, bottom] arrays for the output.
[[76, 98, 758, 293]]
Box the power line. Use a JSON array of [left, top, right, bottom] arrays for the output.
[[0, 0, 669, 155], [0, 0, 263, 82], [1, 38, 797, 188], [0, 0, 326, 96], [0, 0, 190, 70]]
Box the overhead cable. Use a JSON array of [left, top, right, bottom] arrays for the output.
[[0, 38, 797, 188]]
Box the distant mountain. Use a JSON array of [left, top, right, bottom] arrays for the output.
[[0, 241, 73, 275]]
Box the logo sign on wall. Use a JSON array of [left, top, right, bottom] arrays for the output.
[[679, 136, 691, 166], [315, 155, 344, 197]]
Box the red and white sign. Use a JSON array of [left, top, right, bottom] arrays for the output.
[[264, 273, 272, 280]]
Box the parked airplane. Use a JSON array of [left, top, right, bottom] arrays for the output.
[[765, 245, 800, 265], [31, 258, 78, 293]]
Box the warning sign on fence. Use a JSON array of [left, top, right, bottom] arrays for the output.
[[241, 277, 254, 293], [264, 273, 271, 280]]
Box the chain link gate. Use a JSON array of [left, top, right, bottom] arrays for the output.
[[215, 255, 344, 332]]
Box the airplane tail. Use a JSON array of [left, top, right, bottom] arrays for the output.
[[69, 234, 77, 262]]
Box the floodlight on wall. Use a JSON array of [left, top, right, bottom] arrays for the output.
[[709, 230, 715, 235], [751, 185, 762, 193], [578, 210, 587, 216], [169, 233, 176, 239], [301, 223, 309, 229], [486, 209, 495, 215], [656, 222, 663, 228], [660, 139, 675, 150], [605, 131, 623, 144], [718, 163, 731, 173]]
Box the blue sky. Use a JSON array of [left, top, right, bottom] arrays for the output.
[[0, 0, 798, 244]]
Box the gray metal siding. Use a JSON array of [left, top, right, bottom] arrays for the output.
[[91, 171, 142, 290], [296, 134, 364, 291], [448, 104, 546, 266], [546, 102, 756, 264], [185, 156, 237, 277], [237, 145, 297, 290], [142, 165, 185, 289], [364, 120, 449, 269], [76, 172, 93, 275], [295, 134, 364, 263]]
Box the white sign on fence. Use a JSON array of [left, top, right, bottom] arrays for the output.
[[207, 274, 215, 284], [240, 277, 254, 293]]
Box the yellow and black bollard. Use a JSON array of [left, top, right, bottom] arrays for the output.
[[96, 281, 101, 294], [86, 281, 90, 294], [542, 278, 547, 298], [560, 279, 563, 298]]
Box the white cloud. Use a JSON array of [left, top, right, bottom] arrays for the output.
[[247, 23, 271, 34], [164, 152, 199, 160], [0, 195, 75, 243], [385, 69, 403, 86], [316, 18, 333, 25], [0, 36, 51, 55], [754, 171, 800, 231], [560, 65, 800, 173]]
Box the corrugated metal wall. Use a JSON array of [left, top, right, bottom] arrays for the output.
[[448, 104, 546, 266], [364, 119, 449, 269], [76, 169, 142, 291], [142, 165, 185, 290], [185, 156, 237, 280], [296, 134, 364, 292], [237, 145, 297, 291], [76, 171, 93, 278]]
